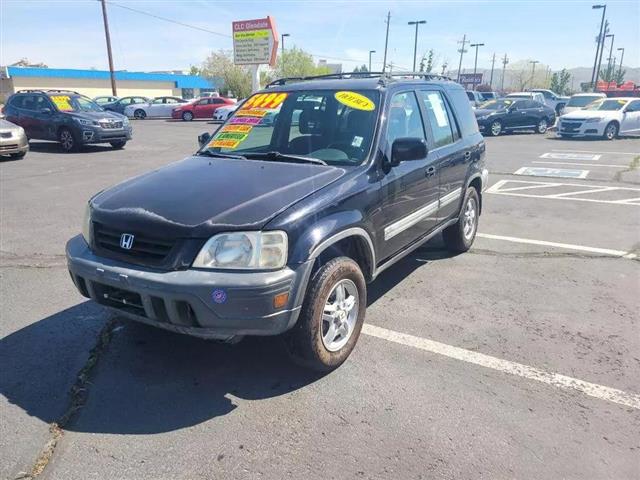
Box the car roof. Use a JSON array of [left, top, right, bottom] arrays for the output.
[[572, 92, 605, 96]]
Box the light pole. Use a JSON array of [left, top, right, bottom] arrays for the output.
[[489, 53, 496, 89], [605, 33, 615, 81], [369, 50, 376, 72], [529, 60, 539, 88], [408, 20, 426, 71], [456, 34, 468, 82], [596, 23, 610, 84], [382, 11, 391, 73], [590, 4, 607, 91], [281, 33, 290, 75], [617, 47, 625, 82], [501, 54, 509, 92], [470, 43, 484, 90]]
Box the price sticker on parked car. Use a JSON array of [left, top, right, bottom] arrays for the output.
[[50, 95, 73, 111]]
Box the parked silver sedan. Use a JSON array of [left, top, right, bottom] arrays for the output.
[[0, 119, 29, 160]]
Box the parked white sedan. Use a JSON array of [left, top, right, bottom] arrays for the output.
[[212, 103, 240, 122], [124, 96, 188, 119], [557, 97, 640, 140], [561, 93, 606, 115]]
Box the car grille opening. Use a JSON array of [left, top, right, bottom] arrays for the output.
[[93, 222, 175, 263], [0, 144, 19, 151], [93, 282, 146, 317], [100, 121, 124, 129], [0, 132, 13, 139]]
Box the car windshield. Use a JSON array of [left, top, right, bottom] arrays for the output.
[[479, 99, 514, 110], [49, 94, 104, 112], [583, 99, 628, 111], [566, 95, 603, 107], [202, 89, 380, 166]]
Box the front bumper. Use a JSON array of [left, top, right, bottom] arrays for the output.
[[66, 235, 313, 339], [79, 125, 132, 144], [0, 132, 29, 155], [556, 119, 604, 137]]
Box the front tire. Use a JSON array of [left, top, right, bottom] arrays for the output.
[[110, 140, 127, 149], [536, 118, 548, 134], [603, 122, 618, 140], [285, 257, 366, 372], [58, 128, 79, 153], [182, 111, 194, 121], [133, 109, 146, 120], [489, 120, 502, 136], [443, 187, 479, 253]]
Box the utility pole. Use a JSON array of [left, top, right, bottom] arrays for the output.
[[281, 33, 290, 75], [470, 43, 484, 90], [382, 11, 391, 73], [617, 47, 625, 82], [529, 60, 539, 88], [596, 21, 610, 85], [408, 20, 426, 72], [456, 34, 468, 83], [590, 4, 607, 91], [610, 56, 617, 83], [500, 54, 509, 92], [489, 53, 496, 89], [100, 0, 117, 96], [441, 62, 448, 76], [605, 33, 615, 81], [368, 50, 376, 72]]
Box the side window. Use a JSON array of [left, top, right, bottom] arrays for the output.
[[9, 95, 24, 108], [197, 99, 208, 105], [625, 101, 640, 113], [34, 95, 51, 110], [541, 91, 553, 99], [418, 90, 456, 148], [386, 92, 425, 153], [134, 97, 146, 103], [152, 98, 164, 104], [121, 98, 133, 105], [466, 91, 475, 101], [211, 98, 225, 104]]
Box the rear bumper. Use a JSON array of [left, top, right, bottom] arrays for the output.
[[66, 235, 313, 339]]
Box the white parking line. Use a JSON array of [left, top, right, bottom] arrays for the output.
[[551, 149, 639, 156], [476, 233, 636, 259], [514, 166, 590, 179], [540, 152, 602, 161], [533, 161, 627, 168], [362, 324, 640, 410]]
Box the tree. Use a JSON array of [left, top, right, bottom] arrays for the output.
[[419, 50, 434, 73], [188, 65, 201, 76], [353, 64, 368, 73], [200, 50, 252, 99], [274, 47, 331, 79], [550, 69, 572, 95], [615, 68, 626, 84], [10, 58, 48, 68], [599, 65, 624, 84], [476, 83, 492, 92]]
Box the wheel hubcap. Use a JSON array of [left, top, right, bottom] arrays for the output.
[[61, 131, 73, 150], [607, 126, 615, 138], [491, 122, 501, 135], [321, 279, 359, 352], [463, 197, 477, 240], [538, 120, 547, 132]]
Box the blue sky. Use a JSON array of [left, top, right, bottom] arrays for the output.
[[1, 0, 638, 73]]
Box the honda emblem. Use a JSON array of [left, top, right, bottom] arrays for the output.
[[120, 233, 135, 250]]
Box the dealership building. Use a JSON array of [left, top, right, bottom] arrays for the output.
[[1, 66, 219, 100]]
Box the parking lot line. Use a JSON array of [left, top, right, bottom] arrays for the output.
[[551, 149, 639, 156], [362, 324, 640, 410], [532, 161, 627, 168], [476, 233, 636, 258]]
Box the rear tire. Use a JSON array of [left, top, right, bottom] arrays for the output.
[[489, 120, 502, 136], [110, 140, 127, 149], [133, 109, 146, 120], [536, 118, 548, 134], [603, 122, 618, 140], [284, 257, 366, 372], [182, 111, 194, 121], [443, 187, 479, 253], [58, 128, 79, 152]]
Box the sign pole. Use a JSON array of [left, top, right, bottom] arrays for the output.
[[251, 65, 260, 93]]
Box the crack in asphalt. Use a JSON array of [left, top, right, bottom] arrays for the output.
[[20, 317, 119, 479], [468, 248, 639, 262], [613, 155, 640, 183], [0, 252, 66, 270]]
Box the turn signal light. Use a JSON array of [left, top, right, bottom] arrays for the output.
[[273, 292, 289, 309]]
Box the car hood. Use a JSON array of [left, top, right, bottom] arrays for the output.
[[90, 156, 346, 238], [561, 109, 618, 120], [0, 119, 21, 130], [474, 109, 504, 117]]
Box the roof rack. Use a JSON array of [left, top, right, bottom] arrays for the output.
[[266, 71, 455, 88], [16, 89, 80, 94]]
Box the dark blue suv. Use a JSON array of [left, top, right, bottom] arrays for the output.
[[4, 90, 132, 152], [66, 73, 487, 371]]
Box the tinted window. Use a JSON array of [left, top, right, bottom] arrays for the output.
[[9, 95, 24, 108], [165, 98, 181, 104], [211, 98, 225, 104], [386, 91, 426, 149], [466, 91, 475, 101], [21, 95, 38, 110], [625, 101, 640, 113], [418, 91, 456, 148], [152, 98, 164, 104], [446, 88, 480, 137]]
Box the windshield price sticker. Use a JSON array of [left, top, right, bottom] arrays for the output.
[[210, 139, 241, 149], [243, 92, 288, 109], [221, 124, 253, 134], [208, 131, 249, 149], [334, 91, 375, 111], [235, 108, 269, 117], [230, 116, 263, 125], [51, 95, 73, 111]]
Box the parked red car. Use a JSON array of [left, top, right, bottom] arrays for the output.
[[172, 97, 235, 121]]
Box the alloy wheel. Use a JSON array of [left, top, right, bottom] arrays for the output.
[[463, 197, 477, 240], [537, 119, 548, 133], [491, 121, 502, 136], [60, 130, 74, 151], [321, 279, 359, 352]]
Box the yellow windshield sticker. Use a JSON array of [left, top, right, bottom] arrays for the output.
[[51, 95, 73, 111], [235, 108, 269, 117], [243, 92, 288, 110], [617, 100, 627, 105], [334, 91, 375, 111], [221, 124, 253, 134]]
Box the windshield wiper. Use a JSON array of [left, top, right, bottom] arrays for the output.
[[196, 150, 247, 160], [243, 151, 328, 166]]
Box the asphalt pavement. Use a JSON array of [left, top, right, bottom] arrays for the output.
[[1, 119, 639, 480]]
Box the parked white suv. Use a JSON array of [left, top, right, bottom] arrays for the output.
[[530, 89, 569, 114], [557, 97, 640, 140], [563, 93, 606, 114]]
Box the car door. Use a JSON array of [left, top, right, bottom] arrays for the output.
[[621, 100, 640, 134], [162, 98, 183, 117], [502, 100, 526, 130], [192, 98, 211, 118], [418, 89, 469, 220], [377, 90, 440, 261], [147, 98, 165, 117], [523, 100, 544, 126]]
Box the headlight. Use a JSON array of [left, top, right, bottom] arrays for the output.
[[74, 118, 97, 126], [585, 117, 603, 123], [193, 231, 288, 270], [82, 203, 92, 245], [122, 116, 129, 125]]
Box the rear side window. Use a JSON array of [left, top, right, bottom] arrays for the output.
[[418, 90, 457, 148], [386, 91, 426, 148], [8, 95, 24, 108], [446, 88, 480, 137]]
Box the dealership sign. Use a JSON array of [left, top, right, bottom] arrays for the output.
[[232, 17, 278, 67], [458, 73, 483, 87]]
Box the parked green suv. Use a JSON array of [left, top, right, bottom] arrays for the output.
[[4, 90, 132, 152]]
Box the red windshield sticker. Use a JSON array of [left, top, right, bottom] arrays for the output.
[[230, 116, 262, 125]]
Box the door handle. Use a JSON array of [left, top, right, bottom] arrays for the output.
[[521, 111, 527, 114], [425, 166, 437, 177]]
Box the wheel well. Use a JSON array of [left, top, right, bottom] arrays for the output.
[[312, 235, 374, 281], [469, 176, 482, 214], [606, 120, 620, 128], [56, 125, 72, 137]]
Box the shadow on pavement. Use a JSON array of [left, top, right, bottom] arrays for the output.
[[28, 141, 116, 154], [0, 238, 454, 435]]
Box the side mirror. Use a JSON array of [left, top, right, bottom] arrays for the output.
[[198, 132, 211, 146], [391, 137, 428, 166], [41, 108, 52, 115]]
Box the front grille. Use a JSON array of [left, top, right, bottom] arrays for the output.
[[99, 121, 123, 129], [0, 132, 12, 139], [0, 144, 19, 151], [561, 121, 581, 132], [93, 222, 175, 263]]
